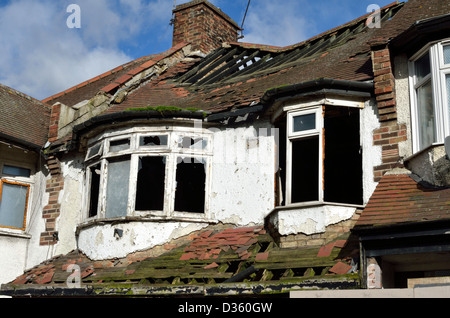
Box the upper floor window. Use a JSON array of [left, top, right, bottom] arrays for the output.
[[282, 104, 363, 206], [409, 40, 450, 152], [0, 163, 32, 230], [84, 127, 212, 221]]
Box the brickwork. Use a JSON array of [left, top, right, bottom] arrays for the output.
[[40, 155, 63, 246], [48, 102, 61, 143], [276, 210, 362, 249], [172, 0, 240, 54], [370, 40, 406, 182]]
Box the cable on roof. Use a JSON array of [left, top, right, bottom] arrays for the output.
[[239, 0, 251, 39]]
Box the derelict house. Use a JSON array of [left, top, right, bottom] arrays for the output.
[[0, 0, 450, 297]]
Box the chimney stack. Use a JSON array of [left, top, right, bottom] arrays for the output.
[[172, 0, 241, 55]]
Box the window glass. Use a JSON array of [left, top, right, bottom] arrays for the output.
[[417, 80, 436, 150], [105, 157, 130, 218], [444, 45, 450, 65], [0, 181, 28, 229], [2, 165, 31, 178], [178, 137, 208, 150], [135, 156, 166, 211], [109, 138, 130, 152], [175, 157, 206, 213], [415, 52, 431, 82], [139, 135, 168, 147], [88, 164, 101, 218], [86, 143, 102, 160], [293, 113, 316, 133], [291, 136, 319, 203]]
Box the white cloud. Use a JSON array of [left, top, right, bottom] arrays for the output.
[[241, 0, 317, 47], [0, 0, 150, 100]]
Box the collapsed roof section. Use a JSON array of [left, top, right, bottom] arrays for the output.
[[1, 225, 359, 297]]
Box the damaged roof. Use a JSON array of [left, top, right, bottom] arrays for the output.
[[0, 83, 51, 150], [1, 225, 359, 297], [355, 172, 450, 229], [42, 2, 406, 123]]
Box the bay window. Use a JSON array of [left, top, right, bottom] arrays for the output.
[[410, 40, 450, 153], [84, 127, 211, 220]]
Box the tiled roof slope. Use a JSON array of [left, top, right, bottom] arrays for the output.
[[355, 172, 450, 229], [0, 83, 51, 148], [1, 225, 359, 297], [42, 43, 191, 108], [372, 0, 450, 43]]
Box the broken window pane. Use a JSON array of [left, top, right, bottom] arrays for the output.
[[88, 164, 101, 218], [2, 165, 31, 178], [135, 156, 166, 211], [291, 136, 319, 203], [178, 137, 207, 150], [139, 135, 168, 147], [175, 157, 206, 213], [293, 113, 316, 133], [109, 138, 130, 152], [0, 181, 29, 229], [105, 156, 130, 218]]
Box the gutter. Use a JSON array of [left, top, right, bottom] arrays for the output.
[[261, 78, 374, 106]]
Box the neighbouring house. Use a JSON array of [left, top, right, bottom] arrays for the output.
[[0, 0, 449, 297]]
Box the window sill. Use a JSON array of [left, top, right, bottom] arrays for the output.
[[405, 142, 445, 163], [273, 201, 365, 212], [77, 215, 217, 234], [0, 228, 31, 239]]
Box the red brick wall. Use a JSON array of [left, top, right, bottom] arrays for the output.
[[172, 1, 239, 54], [40, 155, 63, 246], [370, 40, 406, 182]]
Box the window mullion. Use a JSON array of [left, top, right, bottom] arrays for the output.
[[431, 44, 445, 143]]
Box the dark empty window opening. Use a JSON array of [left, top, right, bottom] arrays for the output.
[[291, 136, 320, 203], [175, 157, 206, 213], [140, 135, 168, 147], [135, 156, 166, 211], [323, 107, 363, 205], [88, 164, 101, 218]]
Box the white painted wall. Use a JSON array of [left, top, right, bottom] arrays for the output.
[[209, 122, 276, 225]]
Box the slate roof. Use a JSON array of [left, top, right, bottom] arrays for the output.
[[0, 83, 51, 149], [355, 172, 450, 229], [1, 225, 360, 297]]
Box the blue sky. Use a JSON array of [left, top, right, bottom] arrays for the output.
[[0, 0, 401, 100]]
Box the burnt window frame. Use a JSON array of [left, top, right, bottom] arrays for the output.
[[83, 127, 212, 221], [0, 161, 33, 231], [284, 102, 364, 207]]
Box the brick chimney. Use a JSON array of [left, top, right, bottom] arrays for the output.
[[172, 0, 241, 55]]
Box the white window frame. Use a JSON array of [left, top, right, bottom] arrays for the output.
[[409, 39, 450, 153], [83, 126, 212, 222], [286, 106, 323, 205]]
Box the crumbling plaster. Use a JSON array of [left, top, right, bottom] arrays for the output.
[[394, 53, 413, 159], [209, 121, 276, 225]]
